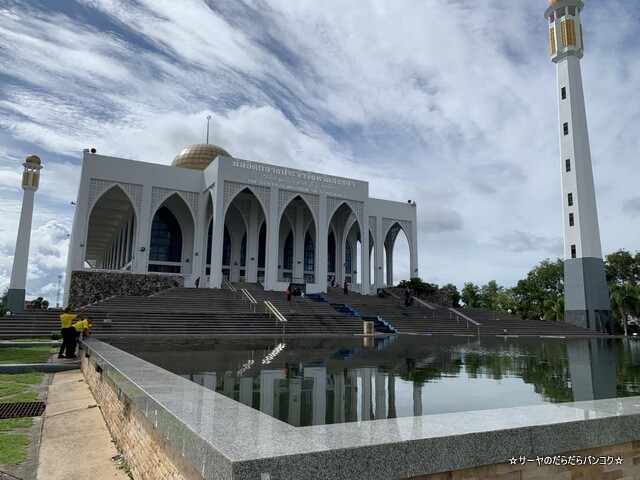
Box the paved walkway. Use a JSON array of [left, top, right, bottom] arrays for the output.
[[36, 368, 129, 480]]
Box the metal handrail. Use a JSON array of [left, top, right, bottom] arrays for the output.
[[223, 279, 238, 298], [382, 288, 402, 304], [412, 296, 436, 310], [264, 301, 287, 334], [449, 308, 482, 335], [241, 289, 257, 313]]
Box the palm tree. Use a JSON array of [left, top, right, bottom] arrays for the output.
[[31, 297, 50, 310], [609, 282, 640, 336], [544, 296, 564, 322]]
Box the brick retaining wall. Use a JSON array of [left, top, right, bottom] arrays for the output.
[[82, 355, 203, 480]]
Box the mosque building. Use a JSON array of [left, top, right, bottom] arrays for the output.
[[62, 143, 418, 302]]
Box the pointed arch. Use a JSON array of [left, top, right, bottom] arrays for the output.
[[384, 221, 411, 285], [148, 193, 195, 274], [86, 185, 137, 270], [278, 191, 318, 227], [223, 183, 269, 221]]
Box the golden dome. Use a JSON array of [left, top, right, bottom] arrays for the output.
[[549, 0, 559, 4], [25, 155, 41, 165], [171, 143, 232, 170]]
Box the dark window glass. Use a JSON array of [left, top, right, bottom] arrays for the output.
[[345, 241, 352, 273], [565, 159, 571, 172], [240, 233, 246, 267], [149, 206, 182, 263], [304, 232, 315, 272], [563, 122, 569, 135], [568, 193, 573, 206], [148, 264, 181, 273], [206, 221, 212, 264], [258, 222, 266, 268], [561, 87, 567, 99], [222, 226, 231, 265], [327, 231, 336, 273], [283, 232, 294, 270], [571, 245, 577, 258], [569, 213, 575, 226]]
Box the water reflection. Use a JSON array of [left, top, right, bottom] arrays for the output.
[[110, 335, 640, 427]]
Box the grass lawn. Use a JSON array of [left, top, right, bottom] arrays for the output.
[[0, 343, 51, 468], [0, 346, 52, 364], [0, 432, 29, 465], [0, 418, 33, 431]]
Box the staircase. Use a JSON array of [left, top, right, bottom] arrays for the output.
[[322, 289, 602, 337], [0, 285, 363, 338], [0, 285, 603, 338]]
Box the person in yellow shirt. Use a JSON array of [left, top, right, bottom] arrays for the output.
[[72, 316, 93, 354], [58, 307, 79, 359]]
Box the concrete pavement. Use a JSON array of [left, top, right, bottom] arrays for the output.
[[36, 368, 129, 480]]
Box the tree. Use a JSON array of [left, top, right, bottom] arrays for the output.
[[397, 277, 438, 296], [31, 297, 50, 310], [461, 282, 479, 308], [609, 282, 640, 336], [478, 280, 503, 310], [0, 288, 8, 317], [605, 249, 640, 287], [440, 283, 461, 307], [495, 289, 518, 315], [511, 259, 564, 320], [544, 296, 564, 322]]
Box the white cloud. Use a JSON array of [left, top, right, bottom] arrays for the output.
[[0, 0, 638, 299]]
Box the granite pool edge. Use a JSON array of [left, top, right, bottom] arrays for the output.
[[81, 338, 640, 480]]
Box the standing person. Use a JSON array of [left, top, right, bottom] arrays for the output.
[[404, 288, 411, 307], [285, 286, 292, 301], [58, 307, 79, 359], [195, 277, 200, 288], [330, 276, 335, 288], [343, 280, 349, 294]]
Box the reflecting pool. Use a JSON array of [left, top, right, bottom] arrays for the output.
[[110, 336, 640, 427]]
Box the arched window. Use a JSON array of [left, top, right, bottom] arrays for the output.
[[345, 240, 352, 273], [283, 232, 293, 270], [222, 226, 231, 265], [206, 220, 213, 265], [240, 233, 247, 267], [304, 232, 314, 272], [258, 222, 266, 268], [327, 231, 335, 273], [149, 206, 182, 272]]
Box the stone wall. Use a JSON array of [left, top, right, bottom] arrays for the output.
[[69, 270, 184, 308], [406, 441, 640, 480], [82, 355, 203, 480]]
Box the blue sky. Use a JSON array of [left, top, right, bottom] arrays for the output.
[[1, 0, 639, 305]]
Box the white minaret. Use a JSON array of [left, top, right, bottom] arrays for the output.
[[545, 0, 612, 333], [6, 155, 43, 313]]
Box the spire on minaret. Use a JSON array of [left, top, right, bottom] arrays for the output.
[[6, 155, 43, 313], [544, 0, 613, 333]]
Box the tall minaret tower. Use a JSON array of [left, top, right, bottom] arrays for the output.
[[6, 155, 43, 313], [544, 0, 612, 333]]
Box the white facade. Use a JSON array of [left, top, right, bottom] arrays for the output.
[[64, 145, 418, 301]]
